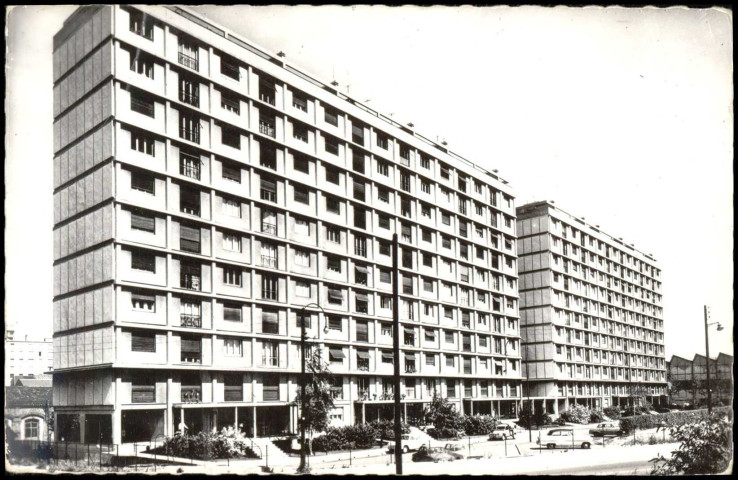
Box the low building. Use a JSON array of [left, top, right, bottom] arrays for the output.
[[5, 386, 53, 441], [667, 353, 733, 408]]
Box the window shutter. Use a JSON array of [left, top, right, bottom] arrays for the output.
[[132, 332, 156, 352], [180, 225, 201, 252], [224, 305, 241, 321], [355, 293, 369, 303], [181, 338, 201, 352], [293, 94, 307, 110], [328, 289, 343, 301], [131, 211, 156, 232], [222, 163, 241, 182], [329, 348, 345, 360], [132, 292, 156, 303]]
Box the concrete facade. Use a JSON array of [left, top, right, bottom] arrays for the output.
[[52, 6, 522, 445], [516, 201, 667, 415], [4, 337, 54, 386]]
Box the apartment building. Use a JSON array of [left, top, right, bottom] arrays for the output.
[[667, 353, 733, 408], [516, 201, 667, 415], [52, 6, 522, 445], [4, 336, 54, 386]]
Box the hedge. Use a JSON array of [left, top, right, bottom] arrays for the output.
[[620, 407, 733, 433], [311, 420, 410, 452]]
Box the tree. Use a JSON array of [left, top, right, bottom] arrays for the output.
[[650, 414, 732, 475], [423, 394, 465, 439], [292, 346, 334, 473]]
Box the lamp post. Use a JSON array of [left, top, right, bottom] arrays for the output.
[[297, 302, 328, 474], [703, 306, 723, 415]]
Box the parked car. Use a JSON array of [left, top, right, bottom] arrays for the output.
[[537, 429, 592, 449], [443, 443, 467, 459], [654, 407, 671, 413], [386, 434, 426, 454], [589, 422, 624, 437], [412, 445, 461, 463], [489, 423, 516, 440]]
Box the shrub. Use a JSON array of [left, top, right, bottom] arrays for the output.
[[517, 404, 552, 428], [589, 410, 605, 423], [559, 404, 591, 425], [463, 415, 497, 436], [603, 406, 621, 420], [620, 406, 732, 433], [650, 413, 733, 475], [423, 395, 465, 439], [160, 427, 253, 459], [369, 419, 409, 440]]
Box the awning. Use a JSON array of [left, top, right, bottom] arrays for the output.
[[355, 293, 369, 302], [404, 353, 416, 361], [355, 265, 369, 274], [329, 348, 345, 360], [328, 289, 343, 301], [132, 292, 155, 302], [403, 327, 415, 334], [356, 350, 370, 360], [262, 311, 278, 324], [382, 352, 394, 360]]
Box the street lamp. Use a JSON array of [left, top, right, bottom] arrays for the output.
[[297, 302, 329, 474], [703, 306, 723, 415]]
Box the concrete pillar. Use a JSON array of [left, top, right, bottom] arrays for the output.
[[252, 407, 257, 439], [362, 403, 366, 424], [180, 409, 186, 435], [553, 399, 559, 415], [79, 413, 86, 444], [234, 407, 239, 430]]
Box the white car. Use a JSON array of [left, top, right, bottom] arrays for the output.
[[386, 434, 426, 453], [489, 426, 516, 440], [537, 428, 592, 449]]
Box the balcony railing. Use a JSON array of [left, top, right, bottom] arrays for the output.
[[181, 353, 202, 365], [180, 126, 200, 144], [180, 314, 202, 328], [179, 90, 199, 108], [404, 337, 415, 346], [262, 288, 278, 301], [357, 360, 370, 371], [224, 388, 243, 402], [404, 364, 417, 374], [181, 275, 201, 291], [259, 121, 276, 138], [221, 96, 240, 114], [180, 161, 201, 180], [261, 255, 277, 268], [181, 386, 202, 403], [330, 388, 343, 400], [260, 356, 284, 368], [262, 222, 277, 235], [355, 245, 367, 257], [221, 62, 240, 80], [178, 51, 199, 71], [260, 92, 275, 106]]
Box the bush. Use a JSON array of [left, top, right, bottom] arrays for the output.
[[423, 395, 465, 439], [603, 406, 621, 420], [559, 404, 591, 425], [620, 406, 732, 433], [517, 404, 552, 429], [312, 421, 411, 452], [159, 427, 254, 459], [589, 410, 605, 423], [651, 413, 733, 475], [462, 415, 497, 436], [369, 419, 410, 440]]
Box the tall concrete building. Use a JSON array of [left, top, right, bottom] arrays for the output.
[[52, 6, 522, 445], [516, 201, 667, 415]]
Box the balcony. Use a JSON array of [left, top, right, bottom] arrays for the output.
[[180, 126, 200, 144], [131, 97, 154, 117], [179, 90, 199, 108], [357, 360, 370, 371], [181, 274, 201, 291], [180, 160, 201, 180], [262, 288, 278, 301], [262, 222, 278, 236], [261, 255, 277, 268], [260, 92, 276, 106], [261, 355, 282, 368], [263, 387, 279, 401], [404, 336, 415, 347], [259, 121, 276, 138], [330, 387, 344, 400], [404, 364, 417, 374], [221, 96, 240, 114], [181, 353, 201, 365], [181, 386, 202, 403], [221, 62, 240, 80], [178, 51, 199, 71], [224, 387, 243, 402], [180, 314, 202, 328]]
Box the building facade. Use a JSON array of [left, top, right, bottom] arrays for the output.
[[4, 337, 54, 386], [5, 386, 53, 442], [516, 201, 667, 415], [52, 5, 522, 445], [667, 353, 733, 408]]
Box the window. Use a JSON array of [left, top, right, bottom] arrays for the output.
[[179, 111, 201, 144], [131, 331, 156, 352], [292, 91, 308, 111], [377, 161, 389, 176], [378, 215, 390, 229], [23, 418, 40, 439], [293, 186, 310, 204], [326, 227, 341, 243], [423, 278, 434, 292], [293, 122, 308, 142], [131, 131, 155, 156], [222, 232, 241, 252], [259, 110, 276, 138], [380, 296, 392, 309], [220, 90, 240, 114], [180, 224, 201, 253], [379, 241, 391, 256], [131, 292, 155, 312], [260, 177, 277, 203], [424, 329, 436, 342], [129, 8, 154, 40], [222, 126, 241, 149], [441, 212, 451, 225], [421, 204, 431, 218], [327, 256, 342, 273], [262, 275, 278, 300], [356, 321, 369, 342], [353, 180, 366, 201], [328, 288, 343, 305], [223, 338, 243, 356], [420, 156, 431, 169], [381, 323, 393, 336], [179, 75, 199, 107], [180, 186, 200, 216], [131, 374, 156, 403], [326, 197, 341, 214], [422, 254, 433, 268], [325, 167, 340, 184], [223, 267, 242, 287], [328, 316, 343, 331], [376, 133, 388, 149], [329, 348, 345, 364], [479, 336, 488, 347], [296, 313, 311, 329], [261, 310, 279, 334], [220, 53, 240, 80], [351, 122, 364, 145], [421, 181, 431, 194], [379, 269, 392, 284], [440, 165, 450, 180], [130, 50, 154, 78], [224, 303, 242, 322], [294, 249, 311, 267], [381, 351, 394, 364], [354, 236, 367, 257], [222, 196, 241, 217], [378, 188, 390, 203], [221, 162, 241, 183], [131, 250, 155, 273], [445, 331, 454, 343], [324, 135, 339, 155], [324, 107, 339, 126], [446, 356, 455, 368], [130, 170, 155, 194], [442, 236, 451, 249], [293, 155, 310, 174]]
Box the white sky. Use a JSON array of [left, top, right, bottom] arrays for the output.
[[4, 5, 733, 359]]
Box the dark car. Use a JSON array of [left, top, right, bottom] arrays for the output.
[[412, 445, 462, 463], [589, 422, 624, 437]]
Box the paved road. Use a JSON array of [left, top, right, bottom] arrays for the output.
[[542, 459, 653, 476]]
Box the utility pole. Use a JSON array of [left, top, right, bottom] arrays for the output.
[[392, 233, 403, 474], [704, 306, 712, 415]]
